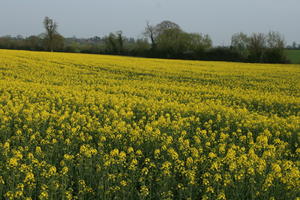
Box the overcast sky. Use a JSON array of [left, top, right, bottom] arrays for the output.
[[0, 0, 299, 45]]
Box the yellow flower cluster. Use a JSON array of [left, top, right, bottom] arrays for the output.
[[0, 49, 299, 199]]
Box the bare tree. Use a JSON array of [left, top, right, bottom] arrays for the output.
[[264, 31, 287, 63], [231, 32, 250, 58], [43, 17, 58, 52], [116, 31, 124, 53], [188, 33, 212, 50], [266, 31, 285, 49], [248, 33, 266, 62], [144, 22, 157, 50]]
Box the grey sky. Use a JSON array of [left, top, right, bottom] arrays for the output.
[[0, 0, 299, 45]]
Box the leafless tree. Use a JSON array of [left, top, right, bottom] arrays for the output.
[[144, 21, 157, 50], [116, 31, 124, 53], [248, 33, 266, 62], [267, 31, 285, 49], [43, 17, 58, 52], [231, 32, 250, 58]]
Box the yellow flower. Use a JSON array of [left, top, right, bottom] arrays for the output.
[[217, 191, 226, 200], [272, 163, 281, 173], [24, 172, 35, 183], [119, 151, 126, 160], [129, 159, 138, 170], [5, 191, 14, 200], [186, 157, 194, 167], [154, 149, 160, 158], [208, 152, 217, 159], [202, 195, 209, 200], [48, 166, 57, 176], [65, 191, 73, 200], [120, 180, 127, 187], [8, 157, 19, 167], [64, 154, 74, 160], [110, 149, 119, 157], [248, 167, 255, 175], [15, 190, 23, 198], [206, 186, 214, 193], [39, 191, 48, 200], [65, 138, 71, 145], [127, 147, 134, 153], [142, 167, 149, 175], [214, 173, 222, 182], [35, 146, 42, 154], [168, 148, 179, 160], [27, 153, 34, 160], [0, 176, 4, 184], [80, 144, 98, 158], [61, 166, 69, 175], [140, 186, 149, 197], [136, 149, 143, 156], [3, 142, 10, 150], [161, 161, 172, 176]]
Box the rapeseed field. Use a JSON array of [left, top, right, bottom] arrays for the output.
[[0, 49, 299, 199]]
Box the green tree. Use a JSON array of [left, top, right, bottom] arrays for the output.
[[104, 33, 118, 53], [144, 20, 181, 51], [156, 28, 188, 58], [104, 31, 125, 54], [25, 35, 43, 50], [155, 20, 181, 35]]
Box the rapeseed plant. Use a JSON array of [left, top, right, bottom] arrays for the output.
[[0, 49, 299, 199]]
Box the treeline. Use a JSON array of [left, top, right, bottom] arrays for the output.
[[0, 17, 291, 63], [286, 42, 300, 50]]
